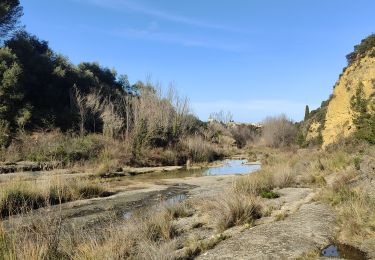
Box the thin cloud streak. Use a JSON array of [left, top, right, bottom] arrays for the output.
[[72, 0, 247, 33], [109, 27, 247, 52]]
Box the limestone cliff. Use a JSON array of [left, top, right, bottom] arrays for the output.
[[298, 35, 375, 148], [322, 50, 375, 147]]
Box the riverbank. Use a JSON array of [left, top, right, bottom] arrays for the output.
[[1, 146, 374, 259]]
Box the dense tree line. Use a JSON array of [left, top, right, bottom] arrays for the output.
[[0, 0, 299, 156], [0, 1, 205, 151], [0, 31, 206, 149], [0, 32, 130, 134]]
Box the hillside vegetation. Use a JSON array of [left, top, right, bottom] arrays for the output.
[[298, 34, 375, 148], [0, 2, 270, 168]]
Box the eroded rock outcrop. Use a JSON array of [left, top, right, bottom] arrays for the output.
[[322, 53, 375, 147]]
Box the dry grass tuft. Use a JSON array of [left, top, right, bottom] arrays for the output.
[[233, 163, 295, 198], [165, 201, 193, 219], [204, 192, 262, 231], [0, 201, 180, 259], [182, 234, 227, 259], [0, 178, 108, 218], [0, 181, 45, 218], [181, 135, 223, 163], [137, 209, 177, 242], [232, 170, 274, 196], [275, 212, 288, 221], [272, 165, 295, 188], [317, 185, 375, 242]]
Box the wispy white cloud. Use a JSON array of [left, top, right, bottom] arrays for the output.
[[108, 27, 247, 52], [191, 99, 319, 122], [72, 0, 246, 33]]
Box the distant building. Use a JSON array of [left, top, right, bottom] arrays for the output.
[[227, 121, 262, 128], [208, 118, 263, 129]]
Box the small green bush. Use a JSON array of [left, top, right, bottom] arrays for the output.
[[350, 83, 375, 144], [260, 190, 280, 199]]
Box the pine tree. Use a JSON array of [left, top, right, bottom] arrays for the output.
[[304, 105, 310, 121], [350, 83, 375, 143], [0, 0, 23, 39]]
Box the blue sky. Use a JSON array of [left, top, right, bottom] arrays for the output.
[[20, 0, 375, 122]]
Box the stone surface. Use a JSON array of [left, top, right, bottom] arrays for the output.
[[198, 202, 336, 260]]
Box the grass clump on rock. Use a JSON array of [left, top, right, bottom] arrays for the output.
[[0, 178, 108, 218], [205, 192, 262, 231], [0, 183, 45, 217]]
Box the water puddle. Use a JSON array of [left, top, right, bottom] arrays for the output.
[[122, 193, 188, 219], [164, 193, 188, 205], [123, 212, 132, 219], [321, 244, 367, 259]]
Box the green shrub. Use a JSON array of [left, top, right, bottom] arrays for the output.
[[260, 190, 279, 199], [350, 83, 375, 144], [0, 120, 10, 148], [346, 34, 375, 64]]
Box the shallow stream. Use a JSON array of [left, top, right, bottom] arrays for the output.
[[131, 159, 261, 181]]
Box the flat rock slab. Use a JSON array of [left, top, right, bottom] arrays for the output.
[[2, 183, 196, 230], [0, 161, 62, 174], [199, 202, 336, 260]]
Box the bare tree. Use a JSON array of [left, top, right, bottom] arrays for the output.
[[261, 114, 297, 147], [120, 94, 132, 139], [85, 87, 103, 132], [209, 110, 233, 124], [72, 85, 87, 136], [100, 100, 124, 138], [167, 84, 192, 137]]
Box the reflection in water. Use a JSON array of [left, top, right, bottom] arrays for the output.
[[321, 244, 367, 259], [322, 245, 340, 257], [130, 159, 261, 181], [123, 212, 132, 219], [164, 193, 188, 205], [203, 159, 261, 176], [121, 160, 260, 219], [122, 194, 188, 219]]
